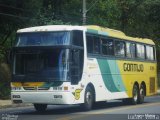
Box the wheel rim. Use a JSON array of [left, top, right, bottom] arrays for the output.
[[133, 86, 138, 102], [86, 91, 92, 104], [140, 88, 144, 99]]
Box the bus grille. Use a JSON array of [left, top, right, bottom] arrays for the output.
[[150, 77, 155, 93], [23, 87, 49, 91]]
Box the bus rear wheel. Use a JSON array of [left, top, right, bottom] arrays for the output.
[[34, 104, 47, 112], [131, 84, 139, 105], [81, 87, 94, 111], [138, 85, 145, 104], [123, 84, 139, 105]]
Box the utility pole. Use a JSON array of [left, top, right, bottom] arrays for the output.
[[82, 0, 98, 25], [82, 0, 87, 25]]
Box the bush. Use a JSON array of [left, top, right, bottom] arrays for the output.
[[0, 63, 11, 99]]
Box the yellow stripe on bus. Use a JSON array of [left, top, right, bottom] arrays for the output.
[[11, 82, 44, 87]]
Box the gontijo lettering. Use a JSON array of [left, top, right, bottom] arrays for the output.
[[123, 63, 144, 72]]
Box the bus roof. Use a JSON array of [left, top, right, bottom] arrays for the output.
[[86, 25, 155, 45], [17, 25, 85, 33], [17, 25, 155, 45]]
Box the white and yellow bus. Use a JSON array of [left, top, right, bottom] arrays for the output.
[[11, 25, 157, 111]]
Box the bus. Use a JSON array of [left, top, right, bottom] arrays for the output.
[[11, 25, 157, 111]]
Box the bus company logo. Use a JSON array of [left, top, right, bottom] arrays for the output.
[[123, 63, 144, 72], [72, 89, 82, 100]]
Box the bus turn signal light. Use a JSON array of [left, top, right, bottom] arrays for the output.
[[64, 86, 68, 91]]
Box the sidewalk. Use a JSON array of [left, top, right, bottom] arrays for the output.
[[0, 100, 31, 109], [0, 90, 160, 109], [0, 100, 12, 108]]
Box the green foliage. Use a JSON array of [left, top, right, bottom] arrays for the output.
[[30, 10, 71, 26], [0, 82, 10, 99], [0, 63, 11, 99], [87, 0, 121, 28]]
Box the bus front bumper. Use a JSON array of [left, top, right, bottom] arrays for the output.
[[11, 91, 75, 105]]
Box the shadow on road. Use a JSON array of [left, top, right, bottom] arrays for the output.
[[19, 100, 150, 115]]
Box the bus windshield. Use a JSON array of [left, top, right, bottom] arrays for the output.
[[14, 49, 70, 81], [16, 32, 70, 46]]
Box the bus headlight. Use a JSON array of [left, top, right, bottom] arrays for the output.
[[11, 87, 21, 91]]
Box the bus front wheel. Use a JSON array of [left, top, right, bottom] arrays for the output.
[[34, 104, 47, 112], [81, 87, 94, 111]]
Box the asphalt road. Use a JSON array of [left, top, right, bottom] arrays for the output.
[[0, 95, 160, 120]]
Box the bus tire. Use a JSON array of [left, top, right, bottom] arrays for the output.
[[138, 84, 145, 104], [81, 87, 94, 111], [131, 84, 139, 105], [34, 104, 47, 112]]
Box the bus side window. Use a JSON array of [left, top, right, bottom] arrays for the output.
[[86, 35, 94, 53], [102, 38, 108, 55], [115, 41, 125, 57], [146, 45, 154, 60], [126, 42, 136, 58], [102, 38, 114, 56], [86, 34, 100, 54], [136, 44, 145, 59], [93, 36, 100, 54]]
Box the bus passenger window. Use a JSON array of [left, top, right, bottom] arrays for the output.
[[115, 41, 125, 57], [107, 40, 114, 55], [146, 46, 154, 60], [136, 44, 145, 59], [102, 38, 107, 55], [93, 36, 100, 54], [126, 42, 136, 58], [102, 38, 114, 55], [86, 35, 94, 53], [86, 35, 100, 54]]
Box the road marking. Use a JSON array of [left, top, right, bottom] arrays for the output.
[[56, 102, 160, 120]]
